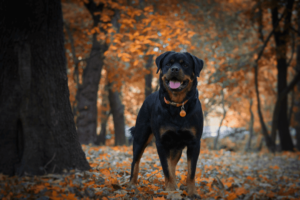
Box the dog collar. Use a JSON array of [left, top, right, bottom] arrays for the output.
[[164, 97, 188, 117]]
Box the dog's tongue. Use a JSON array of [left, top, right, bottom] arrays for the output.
[[169, 81, 181, 89]]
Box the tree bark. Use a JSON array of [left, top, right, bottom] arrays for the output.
[[95, 85, 110, 145], [108, 85, 126, 145], [0, 0, 90, 175], [294, 1, 300, 151], [253, 4, 290, 152], [271, 0, 295, 151], [64, 22, 80, 114], [214, 89, 226, 150], [95, 117, 109, 145], [288, 90, 295, 126], [254, 61, 276, 152], [76, 0, 108, 144], [253, 12, 281, 152], [106, 9, 126, 146], [270, 72, 300, 149], [145, 55, 154, 98], [245, 98, 254, 151]]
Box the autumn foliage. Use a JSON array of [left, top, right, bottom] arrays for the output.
[[62, 0, 300, 150], [1, 144, 300, 199], [3, 0, 300, 199]]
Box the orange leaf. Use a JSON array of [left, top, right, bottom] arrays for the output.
[[156, 173, 162, 178], [133, 60, 139, 66], [224, 182, 232, 188], [153, 197, 165, 200], [272, 165, 280, 170], [227, 193, 238, 200], [157, 192, 168, 195], [235, 187, 248, 196], [110, 46, 117, 50], [259, 189, 266, 194]]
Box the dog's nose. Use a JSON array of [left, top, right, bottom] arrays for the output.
[[171, 66, 179, 72]]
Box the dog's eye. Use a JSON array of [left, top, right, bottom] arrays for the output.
[[166, 63, 171, 66], [184, 64, 188, 67]]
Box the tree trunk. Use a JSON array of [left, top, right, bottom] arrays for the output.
[[271, 0, 294, 151], [108, 85, 126, 145], [294, 1, 300, 151], [254, 61, 276, 152], [95, 85, 110, 145], [95, 118, 108, 145], [106, 10, 126, 146], [145, 55, 154, 98], [64, 22, 80, 115], [76, 1, 108, 144], [288, 90, 295, 125], [214, 89, 226, 150], [0, 0, 90, 175], [253, 12, 278, 152], [245, 98, 254, 151], [269, 72, 300, 149]]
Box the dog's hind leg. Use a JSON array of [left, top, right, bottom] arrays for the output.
[[186, 140, 201, 197], [129, 129, 153, 184]]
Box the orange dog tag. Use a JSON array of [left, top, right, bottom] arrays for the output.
[[180, 110, 186, 117]]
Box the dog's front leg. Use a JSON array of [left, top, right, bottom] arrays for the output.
[[186, 140, 200, 197], [156, 143, 182, 191]]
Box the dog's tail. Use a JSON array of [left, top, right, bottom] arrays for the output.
[[129, 126, 135, 138]]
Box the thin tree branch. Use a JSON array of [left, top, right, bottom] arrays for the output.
[[290, 26, 300, 36], [214, 88, 227, 150], [255, 7, 287, 63], [253, 7, 287, 152]]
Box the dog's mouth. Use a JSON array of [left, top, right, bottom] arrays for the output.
[[165, 79, 189, 91]]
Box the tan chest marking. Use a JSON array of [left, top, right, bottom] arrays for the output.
[[159, 126, 197, 137]]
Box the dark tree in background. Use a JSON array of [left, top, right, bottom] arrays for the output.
[[95, 85, 110, 145], [108, 85, 126, 146], [108, 10, 126, 146], [271, 0, 295, 151], [0, 0, 90, 175], [295, 1, 300, 151], [253, 0, 299, 152], [76, 1, 109, 144], [144, 55, 154, 98]]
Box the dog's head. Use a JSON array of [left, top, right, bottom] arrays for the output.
[[156, 51, 204, 103]]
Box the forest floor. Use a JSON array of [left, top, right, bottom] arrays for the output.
[[1, 144, 300, 200]]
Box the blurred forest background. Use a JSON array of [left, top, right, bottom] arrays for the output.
[[1, 0, 300, 199], [62, 0, 300, 152]]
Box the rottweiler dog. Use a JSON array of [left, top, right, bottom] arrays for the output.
[[129, 51, 204, 197]]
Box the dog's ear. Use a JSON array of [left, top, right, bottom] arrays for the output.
[[155, 51, 173, 73], [185, 52, 204, 77]]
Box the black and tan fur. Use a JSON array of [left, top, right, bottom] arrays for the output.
[[129, 51, 204, 198]]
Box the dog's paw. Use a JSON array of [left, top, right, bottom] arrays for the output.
[[165, 181, 177, 191], [187, 188, 201, 199], [126, 180, 137, 187]]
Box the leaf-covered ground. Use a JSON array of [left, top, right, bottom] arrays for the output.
[[1, 145, 300, 200]]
